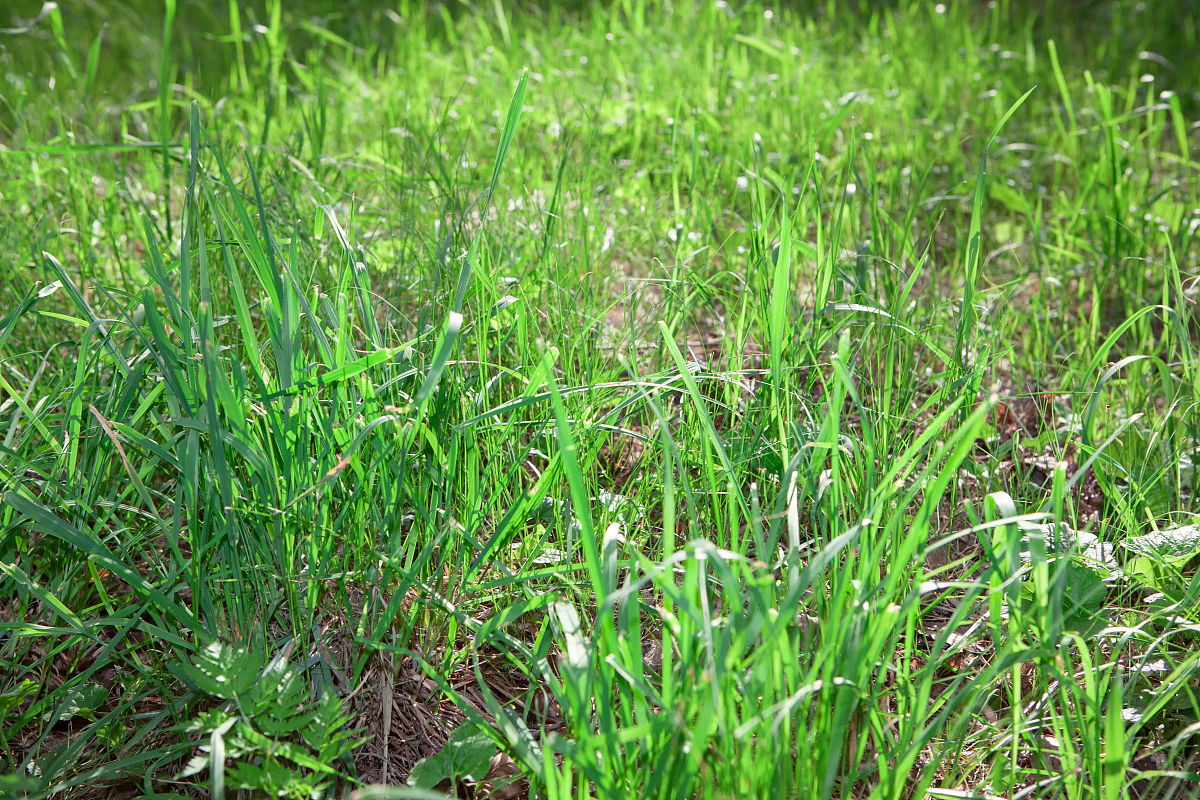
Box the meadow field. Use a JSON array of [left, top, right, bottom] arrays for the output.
[[2, 0, 1199, 797]]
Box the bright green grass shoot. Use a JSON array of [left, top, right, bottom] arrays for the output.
[[1, 1, 1199, 798]]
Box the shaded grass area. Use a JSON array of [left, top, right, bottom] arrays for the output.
[[2, 0, 1200, 797]]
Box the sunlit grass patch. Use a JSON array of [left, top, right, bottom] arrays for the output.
[[1, 0, 1199, 797]]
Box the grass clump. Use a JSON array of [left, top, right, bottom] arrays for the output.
[[1, 0, 1199, 797]]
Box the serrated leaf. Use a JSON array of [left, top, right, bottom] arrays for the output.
[[177, 752, 212, 780], [1062, 560, 1107, 611], [304, 689, 364, 763], [173, 641, 263, 700], [407, 723, 496, 789], [253, 668, 315, 736], [529, 496, 561, 523], [24, 738, 76, 784], [256, 710, 315, 738], [1123, 524, 1200, 563], [531, 547, 567, 565], [1019, 522, 1117, 570], [596, 490, 643, 523], [227, 759, 294, 794], [42, 683, 108, 724], [1058, 561, 1110, 637]]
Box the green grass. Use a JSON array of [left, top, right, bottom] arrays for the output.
[[2, 0, 1200, 797]]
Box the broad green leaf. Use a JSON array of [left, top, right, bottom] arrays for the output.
[[1123, 524, 1200, 563], [43, 683, 109, 724], [407, 723, 496, 789], [0, 679, 39, 715]]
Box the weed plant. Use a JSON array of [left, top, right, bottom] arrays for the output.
[[1, 0, 1199, 798]]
